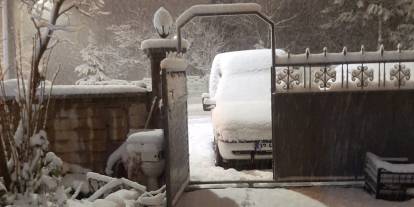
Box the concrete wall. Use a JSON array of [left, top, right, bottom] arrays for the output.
[[45, 92, 150, 173]]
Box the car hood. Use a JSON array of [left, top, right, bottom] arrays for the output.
[[212, 101, 271, 142]]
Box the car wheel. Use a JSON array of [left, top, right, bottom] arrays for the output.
[[214, 138, 225, 167]]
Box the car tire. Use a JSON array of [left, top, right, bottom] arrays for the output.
[[214, 139, 225, 167]]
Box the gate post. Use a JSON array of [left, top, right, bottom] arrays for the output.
[[160, 53, 189, 207], [141, 40, 188, 128]]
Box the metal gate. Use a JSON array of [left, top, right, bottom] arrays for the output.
[[272, 46, 414, 181], [162, 65, 190, 207], [166, 3, 277, 205]]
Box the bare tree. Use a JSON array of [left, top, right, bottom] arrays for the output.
[[183, 17, 226, 76], [20, 0, 106, 97], [0, 0, 105, 203]]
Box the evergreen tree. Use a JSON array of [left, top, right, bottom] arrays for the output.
[[322, 0, 414, 50]]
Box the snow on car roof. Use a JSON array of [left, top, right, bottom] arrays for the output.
[[209, 49, 285, 98], [216, 49, 286, 75]]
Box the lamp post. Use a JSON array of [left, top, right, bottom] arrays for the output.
[[2, 0, 17, 79], [142, 7, 188, 128]]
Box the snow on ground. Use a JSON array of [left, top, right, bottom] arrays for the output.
[[176, 188, 327, 207], [187, 98, 272, 181], [294, 187, 414, 207]]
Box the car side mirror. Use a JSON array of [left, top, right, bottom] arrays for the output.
[[202, 93, 216, 111]]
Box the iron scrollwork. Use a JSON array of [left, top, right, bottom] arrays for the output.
[[314, 67, 336, 89], [390, 63, 411, 87], [351, 65, 374, 88], [276, 67, 301, 90]]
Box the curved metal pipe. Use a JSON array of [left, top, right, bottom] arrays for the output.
[[176, 11, 276, 94]]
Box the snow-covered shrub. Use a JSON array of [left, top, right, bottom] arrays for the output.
[[0, 75, 67, 206]]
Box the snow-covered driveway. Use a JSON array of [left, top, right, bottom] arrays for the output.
[[176, 188, 327, 207]]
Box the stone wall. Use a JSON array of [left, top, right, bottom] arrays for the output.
[[45, 92, 150, 173]]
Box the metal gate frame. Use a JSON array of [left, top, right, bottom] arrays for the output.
[[165, 3, 277, 206]]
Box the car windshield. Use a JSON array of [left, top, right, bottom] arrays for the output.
[[209, 49, 285, 102]]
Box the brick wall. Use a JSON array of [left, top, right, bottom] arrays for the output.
[[45, 92, 150, 173]]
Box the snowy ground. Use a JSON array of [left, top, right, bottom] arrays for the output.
[[184, 96, 414, 207], [176, 188, 327, 207]]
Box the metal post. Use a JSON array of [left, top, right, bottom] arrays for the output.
[[143, 47, 186, 128], [2, 0, 17, 79]]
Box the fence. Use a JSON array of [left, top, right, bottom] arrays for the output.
[[272, 45, 414, 181], [274, 45, 414, 92]]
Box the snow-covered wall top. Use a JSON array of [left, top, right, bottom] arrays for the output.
[[176, 3, 262, 27], [1, 79, 148, 99], [49, 85, 148, 96], [141, 39, 189, 50]]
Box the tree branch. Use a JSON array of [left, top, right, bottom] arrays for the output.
[[58, 3, 76, 17], [274, 14, 299, 27]]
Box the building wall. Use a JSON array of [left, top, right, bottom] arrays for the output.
[[45, 92, 150, 173]]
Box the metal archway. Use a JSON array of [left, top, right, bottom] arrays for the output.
[[164, 4, 277, 207], [175, 3, 277, 93]]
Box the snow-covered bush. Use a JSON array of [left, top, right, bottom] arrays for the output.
[[0, 76, 66, 206]]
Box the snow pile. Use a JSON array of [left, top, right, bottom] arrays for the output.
[[76, 79, 147, 87], [176, 3, 262, 27], [176, 188, 327, 207], [141, 38, 189, 50], [0, 79, 148, 98], [408, 188, 414, 196], [61, 163, 92, 195], [160, 52, 188, 71], [48, 84, 147, 96], [65, 173, 165, 207], [126, 129, 164, 155], [367, 152, 414, 173], [105, 129, 164, 175]]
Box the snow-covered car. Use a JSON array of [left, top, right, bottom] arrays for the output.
[[202, 49, 286, 165]]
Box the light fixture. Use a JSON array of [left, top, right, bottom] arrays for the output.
[[153, 7, 173, 38]]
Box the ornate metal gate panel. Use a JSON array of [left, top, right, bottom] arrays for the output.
[[272, 46, 414, 181]]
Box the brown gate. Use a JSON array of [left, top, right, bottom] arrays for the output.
[[272, 47, 414, 181]]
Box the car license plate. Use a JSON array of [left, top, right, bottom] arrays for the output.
[[255, 141, 272, 151]]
